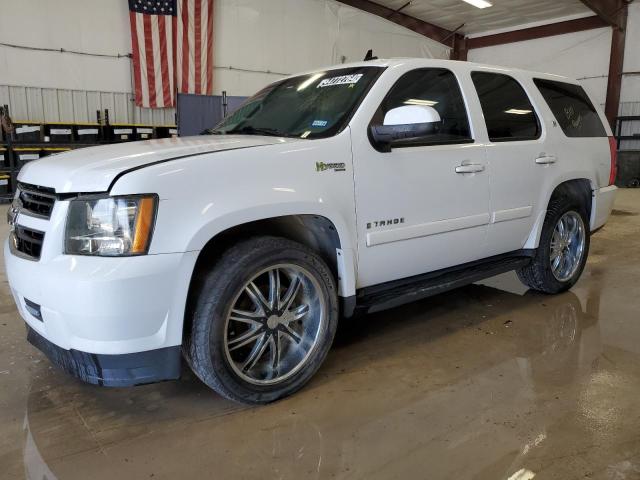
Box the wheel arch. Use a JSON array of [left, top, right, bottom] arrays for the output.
[[182, 213, 357, 342], [524, 177, 594, 249]]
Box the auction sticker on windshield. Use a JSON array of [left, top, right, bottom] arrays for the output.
[[317, 74, 364, 88]]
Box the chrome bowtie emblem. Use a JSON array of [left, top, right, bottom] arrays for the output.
[[7, 206, 19, 227]]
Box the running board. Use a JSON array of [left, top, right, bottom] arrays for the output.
[[354, 251, 533, 315]]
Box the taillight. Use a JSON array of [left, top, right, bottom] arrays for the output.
[[608, 136, 617, 185]]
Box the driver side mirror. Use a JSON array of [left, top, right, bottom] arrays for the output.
[[370, 105, 441, 152]]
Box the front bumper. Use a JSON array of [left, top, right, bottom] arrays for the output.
[[5, 238, 198, 354], [27, 324, 181, 386], [5, 191, 198, 387]]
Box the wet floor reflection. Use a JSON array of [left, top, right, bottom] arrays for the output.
[[18, 274, 618, 480]]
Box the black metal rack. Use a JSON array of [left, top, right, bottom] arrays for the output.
[[614, 115, 640, 149], [0, 107, 177, 203], [614, 115, 640, 188]]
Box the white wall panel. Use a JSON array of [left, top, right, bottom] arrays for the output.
[[0, 0, 450, 102], [620, 102, 640, 116], [112, 93, 130, 124], [99, 93, 115, 123], [0, 0, 132, 93], [468, 3, 639, 109], [621, 3, 640, 105], [26, 87, 45, 121], [211, 0, 450, 96], [0, 85, 9, 107], [333, 4, 450, 64], [8, 86, 28, 120], [72, 91, 89, 123], [86, 92, 102, 123], [42, 89, 59, 122], [152, 109, 166, 126], [136, 106, 154, 125], [57, 90, 75, 123], [0, 84, 175, 126]]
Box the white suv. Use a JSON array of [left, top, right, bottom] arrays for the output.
[[5, 58, 617, 404]]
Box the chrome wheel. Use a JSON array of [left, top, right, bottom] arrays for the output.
[[223, 264, 326, 385], [550, 211, 586, 282]]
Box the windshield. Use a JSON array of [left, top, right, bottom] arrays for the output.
[[207, 66, 383, 139]]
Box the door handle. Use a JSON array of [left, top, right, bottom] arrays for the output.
[[535, 155, 557, 164], [455, 163, 485, 174]]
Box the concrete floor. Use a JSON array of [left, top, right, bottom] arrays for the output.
[[1, 190, 639, 480]]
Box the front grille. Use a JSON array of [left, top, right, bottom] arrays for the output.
[[12, 225, 45, 260], [17, 182, 56, 219]]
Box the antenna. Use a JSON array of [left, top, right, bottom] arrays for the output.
[[363, 49, 378, 61]]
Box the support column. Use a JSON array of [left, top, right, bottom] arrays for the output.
[[451, 35, 467, 61], [604, 2, 628, 128]]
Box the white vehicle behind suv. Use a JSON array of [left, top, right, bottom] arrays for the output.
[[6, 58, 617, 404]]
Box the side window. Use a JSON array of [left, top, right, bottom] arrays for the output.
[[471, 72, 540, 142], [372, 68, 472, 146], [533, 79, 606, 137]]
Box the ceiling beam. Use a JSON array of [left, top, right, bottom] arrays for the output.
[[334, 0, 460, 46], [387, 1, 411, 18], [466, 15, 608, 50], [579, 0, 624, 29]]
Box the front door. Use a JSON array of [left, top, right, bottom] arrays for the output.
[[351, 68, 491, 288]]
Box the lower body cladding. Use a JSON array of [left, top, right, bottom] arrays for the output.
[[26, 325, 181, 386], [4, 240, 198, 386]]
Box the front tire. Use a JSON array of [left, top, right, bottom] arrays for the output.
[[184, 236, 338, 404], [518, 197, 590, 294]]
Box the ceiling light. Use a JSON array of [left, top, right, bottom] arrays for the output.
[[461, 0, 493, 9], [404, 99, 438, 107], [504, 109, 532, 115]]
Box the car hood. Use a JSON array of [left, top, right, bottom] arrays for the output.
[[18, 135, 299, 193]]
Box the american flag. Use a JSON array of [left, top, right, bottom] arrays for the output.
[[128, 0, 214, 108]]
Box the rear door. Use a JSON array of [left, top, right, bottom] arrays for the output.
[[470, 71, 548, 256], [531, 78, 612, 191]]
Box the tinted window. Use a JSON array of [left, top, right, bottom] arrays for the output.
[[372, 68, 472, 146], [472, 72, 540, 142], [209, 67, 383, 139], [534, 79, 606, 137]]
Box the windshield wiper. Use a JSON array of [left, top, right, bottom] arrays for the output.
[[225, 126, 286, 137]]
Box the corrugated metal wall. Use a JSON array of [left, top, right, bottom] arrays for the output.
[[0, 85, 175, 126], [619, 101, 640, 151]]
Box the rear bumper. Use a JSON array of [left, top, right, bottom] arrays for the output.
[[592, 185, 617, 231], [27, 324, 181, 386]]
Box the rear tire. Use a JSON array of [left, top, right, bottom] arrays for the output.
[[184, 236, 338, 404], [517, 196, 590, 294]]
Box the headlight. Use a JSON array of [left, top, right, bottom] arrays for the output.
[[65, 195, 157, 256]]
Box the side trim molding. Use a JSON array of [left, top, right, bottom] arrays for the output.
[[366, 212, 490, 247], [491, 205, 533, 224]]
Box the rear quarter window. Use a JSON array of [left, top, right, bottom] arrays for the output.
[[533, 79, 606, 138]]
